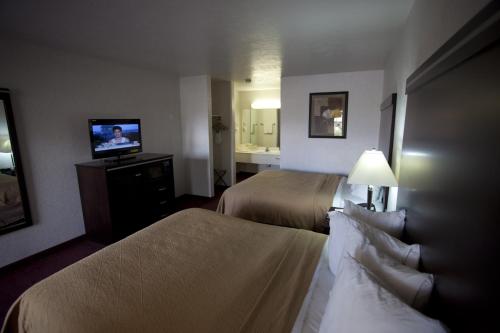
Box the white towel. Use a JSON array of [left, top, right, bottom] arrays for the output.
[[264, 123, 274, 134]]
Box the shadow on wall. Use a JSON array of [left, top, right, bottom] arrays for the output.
[[184, 158, 212, 197]]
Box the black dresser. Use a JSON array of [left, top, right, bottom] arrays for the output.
[[76, 153, 175, 243]]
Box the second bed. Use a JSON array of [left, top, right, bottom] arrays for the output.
[[217, 170, 384, 231], [217, 170, 342, 231]]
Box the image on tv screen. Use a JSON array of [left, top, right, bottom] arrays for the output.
[[91, 123, 141, 152]]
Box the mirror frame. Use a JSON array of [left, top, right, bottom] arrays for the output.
[[0, 88, 32, 235]]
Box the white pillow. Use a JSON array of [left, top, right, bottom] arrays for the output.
[[344, 199, 406, 238], [356, 243, 434, 310], [319, 255, 448, 333], [328, 211, 430, 309], [328, 211, 420, 274]]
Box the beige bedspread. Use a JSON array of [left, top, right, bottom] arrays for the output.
[[217, 170, 342, 231], [2, 208, 326, 333]]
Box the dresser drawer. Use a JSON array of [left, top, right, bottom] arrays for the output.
[[76, 154, 175, 243], [149, 196, 172, 221], [142, 160, 172, 181]]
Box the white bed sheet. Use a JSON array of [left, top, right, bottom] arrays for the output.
[[332, 176, 384, 212], [292, 239, 335, 333], [292, 176, 386, 333]]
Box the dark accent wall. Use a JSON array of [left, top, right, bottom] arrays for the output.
[[378, 93, 396, 167], [398, 2, 500, 331], [378, 93, 396, 211]]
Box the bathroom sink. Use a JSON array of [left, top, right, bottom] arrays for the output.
[[236, 145, 279, 154], [235, 147, 280, 165]]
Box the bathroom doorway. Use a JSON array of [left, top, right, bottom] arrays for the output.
[[211, 79, 233, 194], [233, 85, 281, 179]]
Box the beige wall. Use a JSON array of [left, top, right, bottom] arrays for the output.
[[382, 0, 490, 209], [0, 39, 183, 267], [233, 89, 241, 148], [180, 75, 213, 197], [281, 70, 384, 175]]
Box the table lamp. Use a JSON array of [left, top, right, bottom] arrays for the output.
[[347, 149, 398, 210]]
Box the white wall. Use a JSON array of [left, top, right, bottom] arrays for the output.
[[180, 75, 214, 197], [0, 39, 184, 267], [281, 70, 384, 175], [233, 89, 241, 148], [383, 0, 490, 209], [211, 79, 232, 186]]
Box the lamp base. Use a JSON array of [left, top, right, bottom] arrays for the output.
[[366, 185, 374, 211]]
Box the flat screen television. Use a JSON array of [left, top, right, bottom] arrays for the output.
[[88, 119, 142, 159]]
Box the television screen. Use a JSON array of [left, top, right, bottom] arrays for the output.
[[88, 119, 142, 159]]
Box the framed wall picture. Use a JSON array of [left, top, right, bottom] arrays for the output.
[[308, 91, 348, 138]]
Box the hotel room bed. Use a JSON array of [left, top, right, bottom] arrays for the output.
[[216, 170, 384, 231], [217, 170, 342, 231], [2, 208, 327, 333], [292, 239, 334, 333]]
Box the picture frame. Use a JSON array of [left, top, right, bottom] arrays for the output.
[[308, 91, 348, 138]]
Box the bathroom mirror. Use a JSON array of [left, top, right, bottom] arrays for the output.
[[0, 89, 32, 235], [241, 108, 251, 144], [249, 108, 280, 148]]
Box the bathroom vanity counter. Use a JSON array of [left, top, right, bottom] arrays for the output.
[[235, 148, 280, 166]]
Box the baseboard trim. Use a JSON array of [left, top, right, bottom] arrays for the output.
[[0, 234, 87, 273]]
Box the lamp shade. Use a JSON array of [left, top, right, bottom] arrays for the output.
[[348, 149, 398, 187], [0, 136, 11, 153]]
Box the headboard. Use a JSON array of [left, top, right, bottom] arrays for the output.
[[378, 93, 396, 211], [397, 1, 500, 331]]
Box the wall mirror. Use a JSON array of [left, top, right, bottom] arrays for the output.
[[0, 89, 32, 235], [241, 109, 251, 144], [241, 108, 280, 148]]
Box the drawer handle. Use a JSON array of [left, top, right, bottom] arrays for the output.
[[135, 173, 142, 177], [159, 200, 168, 205], [157, 187, 167, 192]]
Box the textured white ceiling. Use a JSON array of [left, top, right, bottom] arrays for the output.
[[0, 0, 413, 86]]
